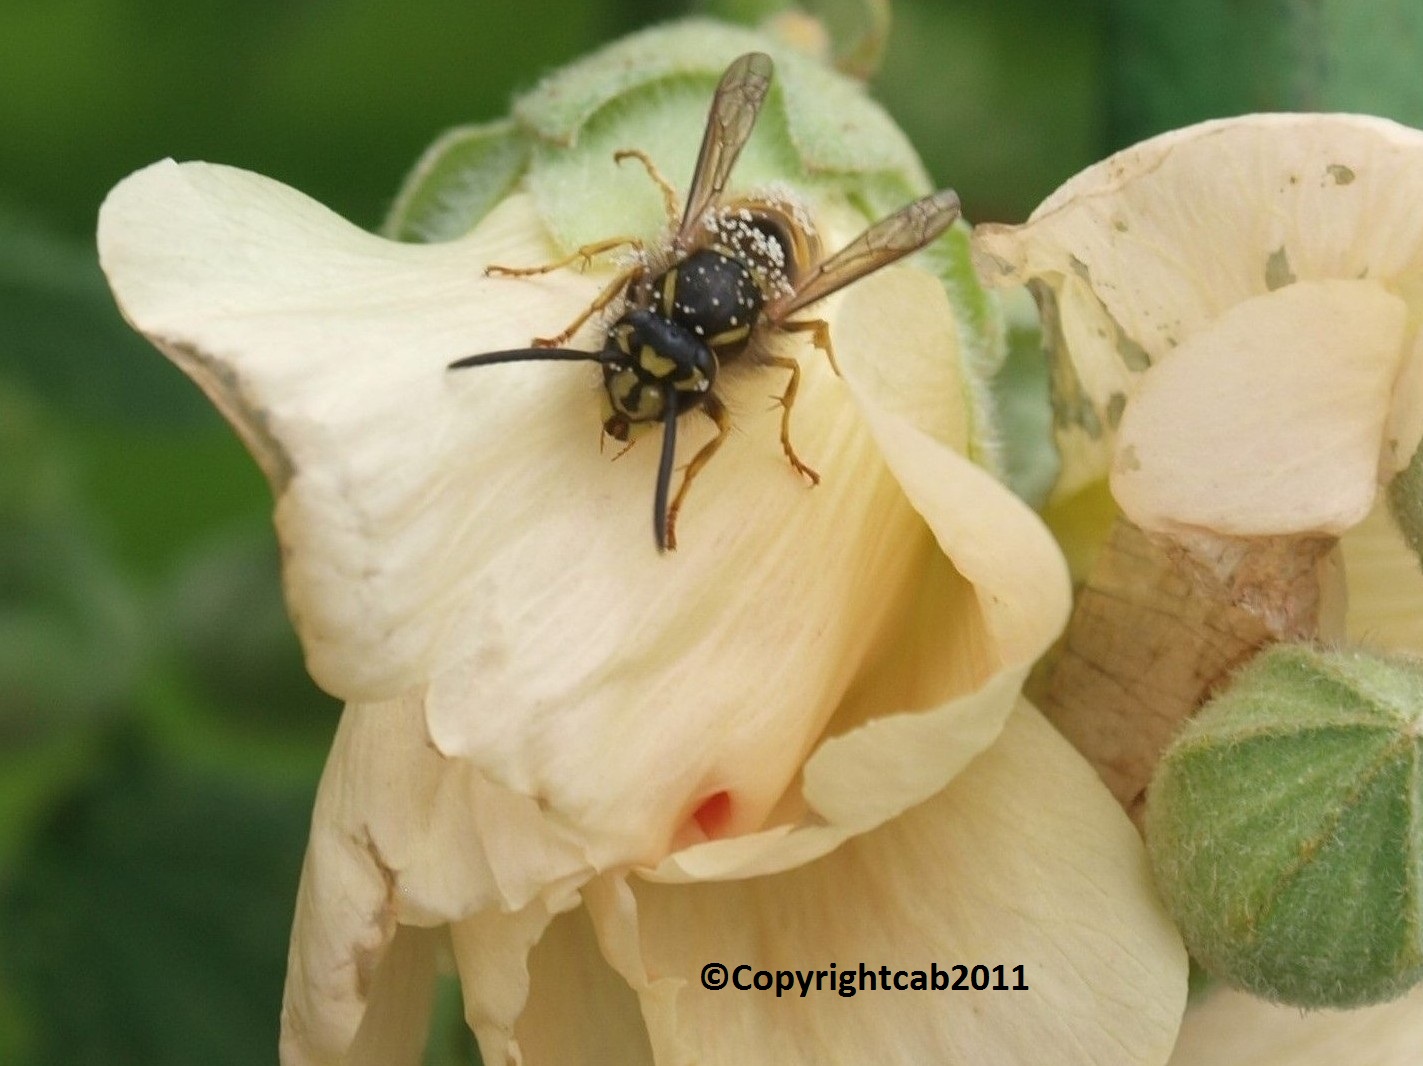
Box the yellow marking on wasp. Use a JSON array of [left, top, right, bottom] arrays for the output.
[[660, 271, 678, 318], [614, 325, 634, 356], [639, 344, 679, 378], [707, 324, 751, 348]]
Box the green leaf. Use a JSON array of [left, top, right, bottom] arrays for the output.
[[0, 206, 209, 426], [0, 384, 149, 741], [156, 521, 339, 755], [0, 735, 313, 1066], [1107, 0, 1423, 144]]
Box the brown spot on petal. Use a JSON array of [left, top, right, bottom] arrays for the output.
[[1265, 247, 1296, 292], [354, 827, 400, 999], [1327, 163, 1356, 185], [1106, 392, 1127, 430]]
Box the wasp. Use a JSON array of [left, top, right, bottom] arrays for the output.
[[449, 52, 961, 551]]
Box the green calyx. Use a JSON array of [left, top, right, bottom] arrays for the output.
[[1146, 643, 1423, 1008], [384, 19, 928, 245]]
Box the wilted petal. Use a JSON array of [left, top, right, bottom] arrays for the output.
[[1168, 985, 1423, 1066], [591, 703, 1186, 1066], [1111, 280, 1406, 536], [977, 114, 1423, 359], [281, 695, 590, 1064], [974, 114, 1423, 498]]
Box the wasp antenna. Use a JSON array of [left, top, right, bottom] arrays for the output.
[[447, 348, 599, 371], [653, 400, 680, 552]]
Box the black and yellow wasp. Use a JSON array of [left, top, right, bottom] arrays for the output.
[[450, 51, 961, 550]]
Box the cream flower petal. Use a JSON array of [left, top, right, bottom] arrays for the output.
[[974, 114, 1423, 496], [1111, 280, 1406, 536], [448, 899, 576, 1066], [283, 924, 438, 1066], [512, 904, 655, 1066], [978, 114, 1423, 360], [98, 161, 603, 700], [1168, 985, 1423, 1066], [280, 695, 590, 1065], [1342, 498, 1423, 652], [99, 161, 961, 865], [642, 270, 1071, 882], [591, 703, 1186, 1066]]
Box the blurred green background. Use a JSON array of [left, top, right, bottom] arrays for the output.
[[2, 1, 1418, 1063]]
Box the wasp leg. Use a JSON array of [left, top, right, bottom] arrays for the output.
[[763, 354, 821, 485], [600, 429, 638, 461], [661, 395, 731, 552], [776, 317, 842, 377], [529, 264, 644, 348], [613, 149, 681, 224], [485, 235, 643, 278]]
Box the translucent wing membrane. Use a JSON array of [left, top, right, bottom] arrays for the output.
[[677, 52, 774, 248], [769, 189, 962, 319]]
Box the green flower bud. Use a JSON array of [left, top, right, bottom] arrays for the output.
[[1389, 439, 1423, 570], [1145, 643, 1423, 1008]]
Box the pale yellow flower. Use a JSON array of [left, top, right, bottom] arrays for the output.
[[98, 38, 1187, 1062]]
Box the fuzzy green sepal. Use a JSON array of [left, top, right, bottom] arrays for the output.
[[1146, 643, 1423, 1008]]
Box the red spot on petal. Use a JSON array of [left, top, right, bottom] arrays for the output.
[[692, 790, 733, 839]]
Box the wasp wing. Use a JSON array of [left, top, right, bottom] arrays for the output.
[[766, 189, 962, 320], [676, 52, 774, 249]]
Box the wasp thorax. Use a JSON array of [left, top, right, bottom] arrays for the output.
[[661, 249, 764, 356]]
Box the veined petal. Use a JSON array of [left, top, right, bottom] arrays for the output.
[[280, 695, 590, 1065], [588, 703, 1186, 1066], [1168, 985, 1423, 1066], [99, 161, 604, 700], [1111, 280, 1406, 536], [642, 270, 1070, 882]]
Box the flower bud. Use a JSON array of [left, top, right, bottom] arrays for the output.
[[1145, 643, 1423, 1008]]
